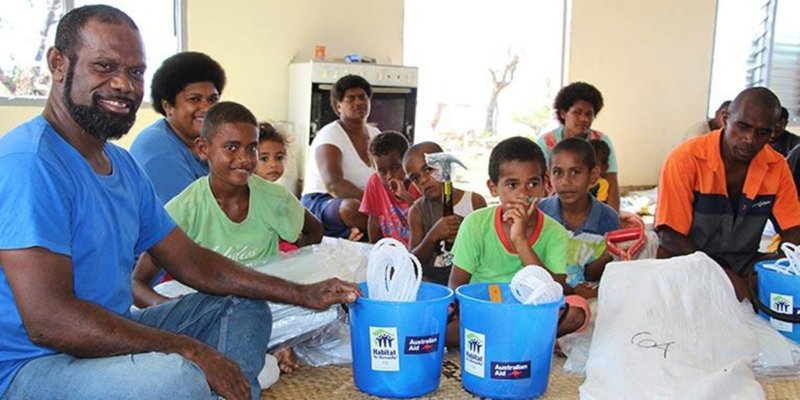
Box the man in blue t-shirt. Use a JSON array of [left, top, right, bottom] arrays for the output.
[[0, 6, 359, 400]]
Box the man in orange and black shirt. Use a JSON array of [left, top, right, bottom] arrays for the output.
[[656, 87, 800, 300]]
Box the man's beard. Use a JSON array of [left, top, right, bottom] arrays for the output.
[[63, 62, 139, 141]]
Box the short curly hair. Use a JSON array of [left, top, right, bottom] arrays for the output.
[[488, 136, 546, 183], [369, 131, 409, 157], [55, 5, 138, 61], [553, 137, 596, 169], [258, 122, 288, 147], [200, 102, 257, 140], [553, 82, 604, 125], [588, 139, 610, 167], [330, 74, 372, 113], [150, 52, 226, 116]]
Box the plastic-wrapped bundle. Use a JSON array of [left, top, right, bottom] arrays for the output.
[[154, 238, 371, 350]]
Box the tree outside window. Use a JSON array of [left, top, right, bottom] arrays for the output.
[[1, 0, 183, 101], [404, 0, 566, 199]]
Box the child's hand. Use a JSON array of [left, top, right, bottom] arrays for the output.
[[502, 197, 538, 250], [430, 215, 462, 243], [348, 227, 364, 242], [388, 178, 415, 204], [574, 281, 598, 300]]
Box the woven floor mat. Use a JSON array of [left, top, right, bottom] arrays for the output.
[[260, 352, 800, 399]]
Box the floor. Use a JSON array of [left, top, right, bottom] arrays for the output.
[[261, 352, 800, 399]]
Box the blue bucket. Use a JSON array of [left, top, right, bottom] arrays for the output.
[[456, 283, 563, 399], [756, 260, 800, 343], [349, 282, 453, 398]]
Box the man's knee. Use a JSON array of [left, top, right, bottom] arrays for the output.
[[225, 297, 272, 346], [338, 198, 365, 226], [133, 353, 211, 399], [339, 198, 361, 217], [226, 297, 272, 326]]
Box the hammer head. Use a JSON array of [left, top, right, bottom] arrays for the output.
[[424, 152, 467, 181]]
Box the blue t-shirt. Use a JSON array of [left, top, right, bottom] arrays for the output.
[[130, 118, 208, 204], [0, 116, 176, 395], [538, 194, 619, 235]]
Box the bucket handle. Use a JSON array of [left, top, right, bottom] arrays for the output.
[[747, 264, 800, 323]]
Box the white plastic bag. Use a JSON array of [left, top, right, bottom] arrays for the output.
[[580, 252, 764, 400], [559, 299, 598, 374], [562, 298, 800, 377]]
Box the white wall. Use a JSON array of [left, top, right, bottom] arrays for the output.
[[566, 0, 718, 186]]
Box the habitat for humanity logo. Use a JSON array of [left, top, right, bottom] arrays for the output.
[[369, 326, 399, 371], [464, 329, 486, 378], [467, 334, 483, 352], [374, 330, 395, 347], [491, 361, 531, 380], [405, 334, 438, 354], [771, 294, 794, 314], [770, 293, 795, 333]]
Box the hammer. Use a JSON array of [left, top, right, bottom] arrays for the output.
[[424, 153, 467, 262], [424, 152, 467, 217]]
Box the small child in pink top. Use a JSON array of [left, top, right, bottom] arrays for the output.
[[359, 131, 421, 245]]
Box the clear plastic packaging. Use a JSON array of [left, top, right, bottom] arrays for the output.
[[153, 238, 372, 353], [293, 310, 353, 367]]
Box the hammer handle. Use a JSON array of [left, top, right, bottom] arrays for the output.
[[443, 180, 454, 217]]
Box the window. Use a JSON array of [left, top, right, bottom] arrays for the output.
[[404, 0, 567, 198], [708, 0, 800, 123], [0, 0, 184, 102]]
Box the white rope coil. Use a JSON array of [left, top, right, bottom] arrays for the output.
[[366, 238, 422, 302], [509, 265, 564, 305], [763, 243, 800, 276]]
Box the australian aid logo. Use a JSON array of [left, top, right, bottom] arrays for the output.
[[404, 334, 439, 355], [770, 294, 794, 333], [464, 329, 486, 378], [369, 327, 399, 371], [491, 361, 531, 380]]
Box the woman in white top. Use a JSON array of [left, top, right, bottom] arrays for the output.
[[301, 75, 378, 238]]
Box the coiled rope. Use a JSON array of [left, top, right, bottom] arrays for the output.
[[366, 238, 422, 302], [509, 265, 564, 305]]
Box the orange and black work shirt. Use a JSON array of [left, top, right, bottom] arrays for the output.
[[656, 130, 800, 274]]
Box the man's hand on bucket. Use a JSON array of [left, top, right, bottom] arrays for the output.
[[299, 278, 362, 310]]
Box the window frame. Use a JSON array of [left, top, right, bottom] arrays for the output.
[[0, 0, 186, 106]]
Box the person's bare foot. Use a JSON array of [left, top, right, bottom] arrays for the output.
[[272, 347, 299, 374], [557, 306, 586, 337]]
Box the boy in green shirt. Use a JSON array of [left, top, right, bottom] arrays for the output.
[[132, 102, 323, 373], [447, 136, 588, 347]]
